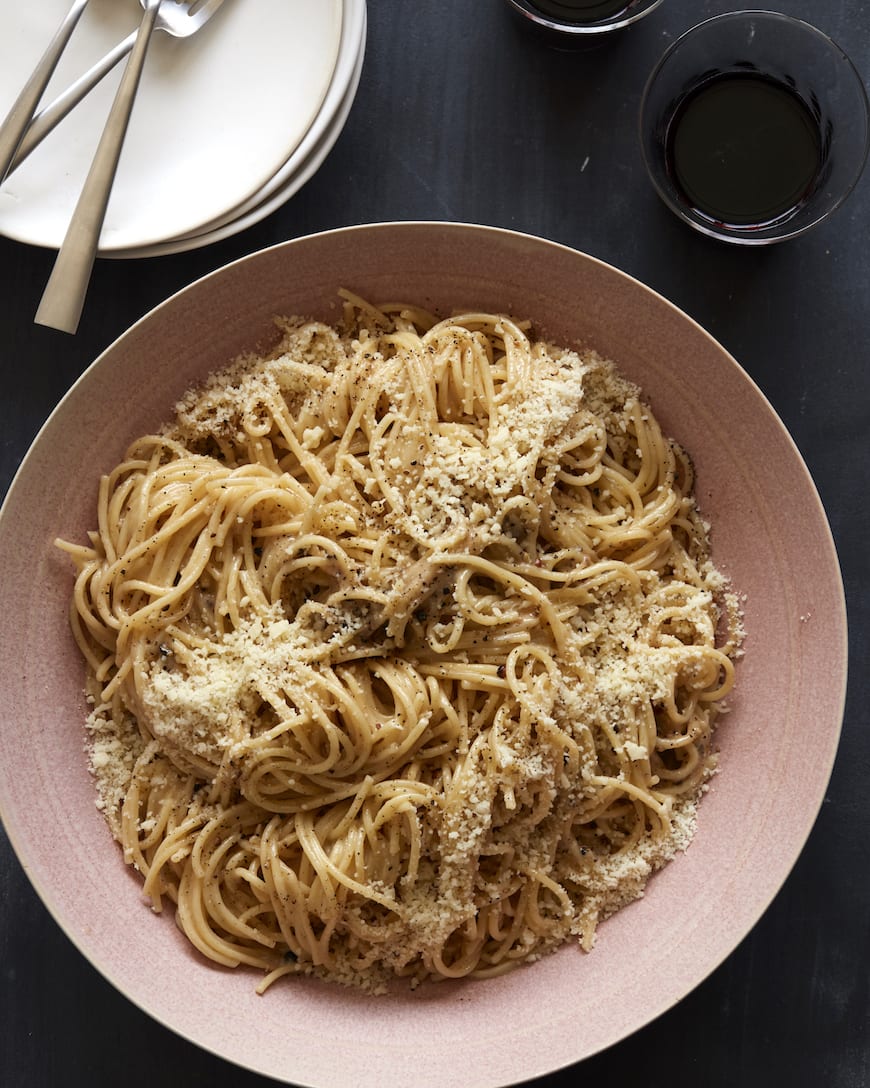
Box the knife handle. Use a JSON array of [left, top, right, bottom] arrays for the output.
[[34, 1, 163, 335], [0, 0, 91, 183]]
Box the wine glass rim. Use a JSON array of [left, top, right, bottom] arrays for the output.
[[503, 0, 664, 36], [645, 10, 870, 103]]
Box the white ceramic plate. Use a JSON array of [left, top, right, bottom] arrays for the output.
[[0, 0, 343, 252], [0, 224, 847, 1088], [113, 0, 367, 258]]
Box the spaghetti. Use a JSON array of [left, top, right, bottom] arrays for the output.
[[58, 294, 740, 992]]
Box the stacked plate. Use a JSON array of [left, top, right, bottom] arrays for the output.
[[0, 0, 367, 258]]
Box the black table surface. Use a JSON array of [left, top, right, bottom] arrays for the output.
[[1, 2, 868, 1086]]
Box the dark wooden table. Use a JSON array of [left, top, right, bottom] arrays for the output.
[[1, 2, 867, 1085]]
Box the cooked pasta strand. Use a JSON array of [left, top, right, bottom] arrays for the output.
[[59, 297, 741, 994]]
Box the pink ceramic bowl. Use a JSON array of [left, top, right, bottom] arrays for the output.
[[0, 223, 846, 1087]]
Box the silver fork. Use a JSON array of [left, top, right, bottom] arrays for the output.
[[34, 0, 227, 335], [7, 0, 227, 179]]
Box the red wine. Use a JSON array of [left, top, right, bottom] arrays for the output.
[[526, 0, 633, 22], [666, 73, 823, 227]]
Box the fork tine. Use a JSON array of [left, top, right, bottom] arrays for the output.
[[188, 0, 229, 24], [157, 0, 224, 21]]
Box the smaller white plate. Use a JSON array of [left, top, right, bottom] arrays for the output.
[[0, 0, 343, 252]]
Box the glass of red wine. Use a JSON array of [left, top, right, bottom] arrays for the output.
[[639, 11, 869, 245], [504, 0, 664, 45]]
